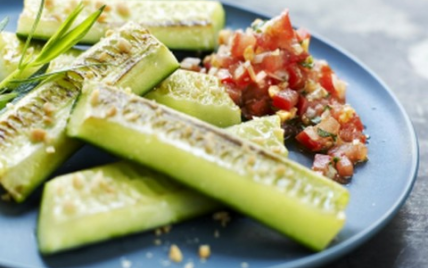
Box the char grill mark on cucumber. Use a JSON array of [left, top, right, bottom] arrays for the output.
[[68, 82, 350, 251], [0, 22, 179, 202]]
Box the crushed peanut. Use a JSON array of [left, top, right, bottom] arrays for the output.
[[63, 200, 76, 215], [72, 174, 84, 189], [97, 13, 107, 23], [168, 244, 183, 263], [90, 89, 100, 106], [117, 38, 132, 54], [116, 2, 130, 17], [43, 102, 56, 116], [106, 106, 117, 117], [199, 245, 211, 259], [30, 128, 47, 143]]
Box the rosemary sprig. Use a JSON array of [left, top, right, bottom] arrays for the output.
[[0, 17, 8, 32], [0, 1, 105, 96]]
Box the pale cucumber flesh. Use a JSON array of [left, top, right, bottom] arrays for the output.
[[0, 22, 178, 202], [17, 0, 225, 50], [146, 70, 241, 127], [67, 83, 349, 251], [227, 115, 288, 157]]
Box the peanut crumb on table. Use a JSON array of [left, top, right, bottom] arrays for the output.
[[169, 244, 183, 263]]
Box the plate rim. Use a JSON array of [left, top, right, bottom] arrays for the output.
[[0, 2, 419, 268]]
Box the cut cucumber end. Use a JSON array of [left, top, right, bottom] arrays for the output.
[[145, 70, 241, 127], [68, 83, 350, 251]]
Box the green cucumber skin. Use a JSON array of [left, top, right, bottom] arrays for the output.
[[17, 0, 225, 51], [38, 161, 220, 254], [68, 84, 350, 251], [0, 23, 178, 202], [146, 70, 241, 128], [39, 116, 286, 254]]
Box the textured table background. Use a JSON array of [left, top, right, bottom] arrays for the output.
[[222, 0, 428, 267]]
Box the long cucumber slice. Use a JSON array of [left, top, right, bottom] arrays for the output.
[[0, 23, 179, 202], [67, 82, 349, 251], [39, 115, 285, 254], [17, 0, 225, 50], [38, 161, 221, 254], [146, 70, 241, 127]]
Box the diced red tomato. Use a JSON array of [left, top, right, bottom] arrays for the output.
[[296, 28, 311, 42], [266, 10, 295, 47], [296, 95, 309, 116], [287, 64, 306, 89], [336, 156, 354, 178], [319, 65, 336, 96], [272, 88, 299, 111], [230, 30, 257, 59], [295, 127, 325, 152], [201, 10, 368, 183], [328, 142, 368, 163], [312, 154, 333, 175], [317, 116, 340, 136]]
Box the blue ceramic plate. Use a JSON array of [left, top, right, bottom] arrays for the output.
[[0, 2, 419, 268]]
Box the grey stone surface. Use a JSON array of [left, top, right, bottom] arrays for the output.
[[222, 0, 428, 267]]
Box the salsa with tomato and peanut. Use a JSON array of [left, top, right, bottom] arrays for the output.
[[192, 10, 367, 182]]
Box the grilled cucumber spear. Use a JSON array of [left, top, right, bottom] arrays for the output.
[[68, 82, 349, 251], [39, 115, 286, 254], [17, 0, 225, 50], [0, 22, 179, 202]]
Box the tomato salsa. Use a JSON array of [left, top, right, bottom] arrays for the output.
[[198, 10, 367, 182]]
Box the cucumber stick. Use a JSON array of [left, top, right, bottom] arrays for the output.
[[17, 0, 225, 50], [0, 23, 179, 202], [68, 83, 349, 251], [38, 161, 221, 254], [146, 70, 241, 127], [39, 116, 285, 254]]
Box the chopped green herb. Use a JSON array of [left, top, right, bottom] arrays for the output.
[[333, 157, 341, 163], [317, 128, 337, 140], [251, 19, 267, 33], [300, 56, 314, 69]]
